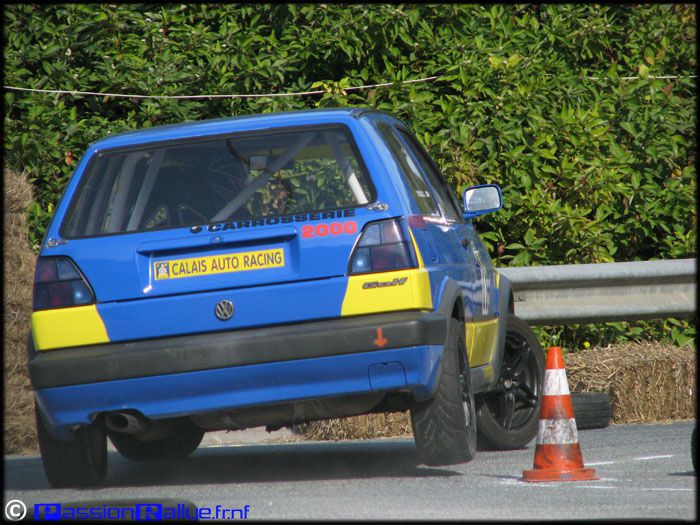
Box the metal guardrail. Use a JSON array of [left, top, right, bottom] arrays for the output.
[[498, 259, 696, 325]]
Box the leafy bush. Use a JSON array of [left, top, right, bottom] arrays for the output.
[[3, 4, 696, 345]]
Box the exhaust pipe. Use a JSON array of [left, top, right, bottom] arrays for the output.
[[105, 412, 145, 435], [104, 411, 184, 441]]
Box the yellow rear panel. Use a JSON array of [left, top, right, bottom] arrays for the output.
[[32, 305, 110, 351]]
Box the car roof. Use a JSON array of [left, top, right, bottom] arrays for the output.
[[90, 107, 386, 151]]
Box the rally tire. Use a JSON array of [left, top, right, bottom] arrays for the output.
[[36, 403, 108, 488], [410, 318, 477, 466], [109, 429, 204, 462], [571, 392, 612, 430], [476, 314, 544, 450]]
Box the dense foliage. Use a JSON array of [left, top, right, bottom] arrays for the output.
[[3, 4, 696, 345]]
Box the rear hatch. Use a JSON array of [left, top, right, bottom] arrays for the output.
[[51, 125, 388, 341]]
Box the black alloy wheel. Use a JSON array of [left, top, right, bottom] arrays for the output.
[[476, 314, 544, 450]]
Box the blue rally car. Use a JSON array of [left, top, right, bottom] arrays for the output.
[[29, 108, 545, 487]]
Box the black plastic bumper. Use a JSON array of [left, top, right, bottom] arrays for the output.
[[29, 311, 447, 390]]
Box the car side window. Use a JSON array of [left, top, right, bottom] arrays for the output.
[[374, 122, 440, 217], [396, 129, 463, 222]]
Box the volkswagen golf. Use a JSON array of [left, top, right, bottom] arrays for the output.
[[29, 108, 544, 487]]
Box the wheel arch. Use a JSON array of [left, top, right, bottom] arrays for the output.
[[436, 278, 466, 341], [430, 278, 467, 397]]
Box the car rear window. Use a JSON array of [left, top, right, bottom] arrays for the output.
[[61, 125, 374, 238]]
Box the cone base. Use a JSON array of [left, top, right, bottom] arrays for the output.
[[521, 467, 598, 482]]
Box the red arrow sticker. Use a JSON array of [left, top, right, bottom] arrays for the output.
[[374, 327, 388, 348]]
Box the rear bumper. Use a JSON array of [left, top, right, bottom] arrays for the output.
[[31, 311, 446, 438]]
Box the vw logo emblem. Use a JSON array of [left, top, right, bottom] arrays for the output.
[[215, 300, 234, 321]]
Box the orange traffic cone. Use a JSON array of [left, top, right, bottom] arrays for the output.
[[522, 346, 598, 482]]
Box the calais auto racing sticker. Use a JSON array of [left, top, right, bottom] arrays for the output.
[[154, 248, 284, 280]]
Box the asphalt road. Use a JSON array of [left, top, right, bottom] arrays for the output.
[[4, 421, 696, 521]]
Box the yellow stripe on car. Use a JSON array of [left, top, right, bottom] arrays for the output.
[[32, 305, 110, 351], [465, 318, 499, 366], [341, 230, 432, 316], [409, 230, 425, 268], [341, 268, 432, 316]]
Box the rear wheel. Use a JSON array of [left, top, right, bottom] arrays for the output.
[[410, 318, 477, 466], [476, 314, 544, 450], [36, 404, 107, 488], [109, 429, 204, 462]]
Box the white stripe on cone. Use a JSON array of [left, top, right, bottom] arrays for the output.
[[542, 368, 571, 396], [537, 418, 579, 445]]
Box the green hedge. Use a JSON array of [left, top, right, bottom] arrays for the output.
[[3, 4, 696, 345]]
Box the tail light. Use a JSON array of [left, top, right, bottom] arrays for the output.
[[349, 218, 417, 275], [33, 257, 95, 310]]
